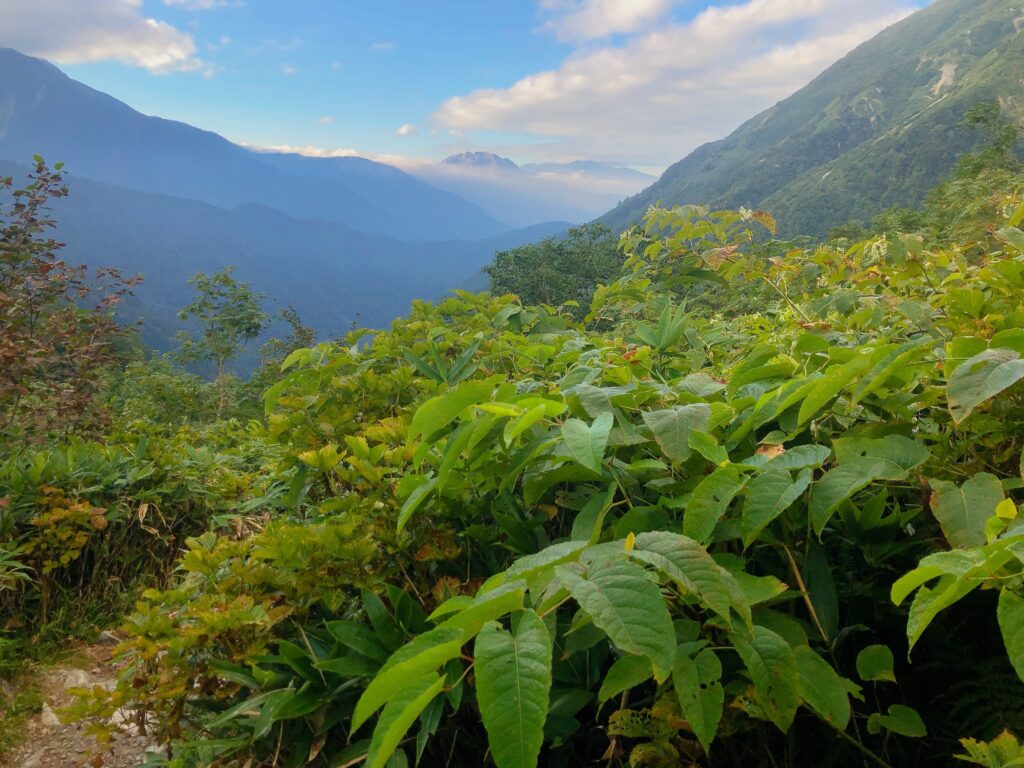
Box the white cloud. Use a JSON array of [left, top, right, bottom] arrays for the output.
[[206, 35, 232, 51], [163, 0, 243, 9], [317, 115, 336, 125], [395, 123, 418, 136], [369, 41, 396, 52], [241, 141, 427, 169], [436, 0, 919, 166], [540, 0, 674, 41], [0, 0, 203, 74], [281, 63, 299, 75]]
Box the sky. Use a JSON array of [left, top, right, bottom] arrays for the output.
[[1, 0, 928, 173]]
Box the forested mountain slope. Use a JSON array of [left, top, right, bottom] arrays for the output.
[[0, 49, 509, 241], [602, 0, 1024, 236], [0, 161, 567, 357]]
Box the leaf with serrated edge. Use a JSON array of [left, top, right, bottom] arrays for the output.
[[475, 610, 552, 768], [642, 405, 711, 464], [598, 654, 652, 705], [352, 628, 464, 732], [631, 531, 750, 625], [948, 348, 1024, 424], [683, 466, 747, 544], [742, 469, 812, 548], [364, 673, 445, 768], [734, 626, 799, 732], [929, 474, 1003, 550], [673, 648, 723, 754], [795, 646, 850, 729], [998, 589, 1024, 684], [556, 557, 676, 682]]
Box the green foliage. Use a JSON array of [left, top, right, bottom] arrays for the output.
[[603, 0, 1024, 238], [13, 150, 1024, 768], [0, 158, 137, 442], [176, 267, 269, 415], [484, 222, 622, 317]]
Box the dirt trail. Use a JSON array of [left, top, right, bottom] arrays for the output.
[[1, 642, 159, 768]]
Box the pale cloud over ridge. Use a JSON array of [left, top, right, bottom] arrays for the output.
[[437, 0, 918, 166], [163, 0, 243, 9], [0, 0, 203, 74], [540, 0, 675, 41]]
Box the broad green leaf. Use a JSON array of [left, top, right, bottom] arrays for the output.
[[364, 673, 445, 768], [326, 621, 390, 663], [948, 348, 1024, 424], [867, 704, 926, 738], [556, 557, 676, 682], [794, 646, 850, 729], [742, 468, 812, 548], [856, 645, 896, 683], [630, 531, 750, 626], [998, 589, 1024, 684], [892, 541, 1022, 651], [673, 648, 723, 753], [851, 335, 934, 403], [475, 610, 552, 768], [832, 435, 930, 479], [797, 351, 877, 425], [352, 628, 465, 731], [497, 542, 588, 587], [416, 697, 444, 766], [762, 445, 831, 471], [504, 404, 548, 445], [688, 430, 728, 465], [561, 412, 613, 474], [734, 626, 799, 732], [409, 379, 496, 440], [642, 404, 711, 464], [570, 484, 617, 543], [811, 435, 929, 535], [598, 654, 652, 705], [437, 582, 527, 637], [397, 476, 437, 533], [683, 465, 747, 544], [929, 473, 1003, 550], [810, 459, 881, 534]]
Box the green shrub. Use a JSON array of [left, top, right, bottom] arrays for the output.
[[63, 195, 1024, 767]]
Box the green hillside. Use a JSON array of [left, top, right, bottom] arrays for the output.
[[602, 0, 1024, 236]]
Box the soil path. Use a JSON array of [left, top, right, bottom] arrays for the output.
[[1, 641, 158, 768]]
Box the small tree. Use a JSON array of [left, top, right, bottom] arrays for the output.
[[484, 223, 622, 317], [0, 157, 138, 441], [176, 267, 268, 416]]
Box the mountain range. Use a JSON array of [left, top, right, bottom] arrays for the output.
[[0, 47, 581, 359], [602, 0, 1024, 237], [0, 156, 567, 366], [410, 152, 654, 228], [2, 0, 1020, 363]]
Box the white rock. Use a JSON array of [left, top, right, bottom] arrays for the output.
[[110, 706, 135, 726], [40, 702, 62, 728], [63, 669, 92, 689]]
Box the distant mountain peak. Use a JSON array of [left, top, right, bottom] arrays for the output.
[[441, 151, 519, 171]]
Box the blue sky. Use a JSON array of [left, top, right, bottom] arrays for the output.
[[4, 0, 926, 171]]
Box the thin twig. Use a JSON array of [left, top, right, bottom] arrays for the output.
[[782, 545, 829, 644]]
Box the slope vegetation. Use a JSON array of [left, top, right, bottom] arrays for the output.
[[602, 0, 1024, 235]]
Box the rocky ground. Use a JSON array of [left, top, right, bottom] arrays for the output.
[[0, 639, 160, 768]]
